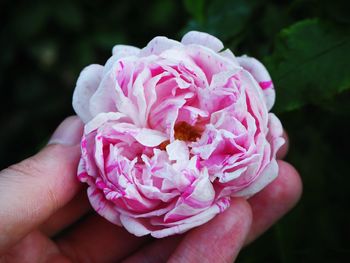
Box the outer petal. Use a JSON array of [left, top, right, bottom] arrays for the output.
[[89, 67, 119, 117], [181, 31, 224, 52], [103, 45, 140, 74], [219, 49, 239, 65], [73, 64, 104, 123], [151, 197, 230, 238], [267, 113, 285, 157], [232, 159, 278, 198], [112, 44, 140, 57], [237, 55, 276, 110], [87, 186, 121, 225], [140, 36, 183, 56]]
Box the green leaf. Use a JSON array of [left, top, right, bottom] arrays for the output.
[[206, 0, 258, 41], [183, 0, 258, 42], [266, 19, 350, 112]]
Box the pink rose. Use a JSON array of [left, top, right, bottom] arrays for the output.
[[72, 31, 284, 238]]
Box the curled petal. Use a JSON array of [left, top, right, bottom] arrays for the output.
[[151, 198, 230, 238], [73, 64, 104, 123], [89, 67, 119, 118], [267, 113, 285, 157], [237, 55, 275, 110], [233, 159, 279, 198], [166, 140, 189, 164], [87, 186, 122, 225], [140, 36, 183, 56], [182, 31, 224, 52], [112, 44, 140, 57]]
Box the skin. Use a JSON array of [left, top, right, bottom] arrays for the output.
[[0, 117, 302, 263]]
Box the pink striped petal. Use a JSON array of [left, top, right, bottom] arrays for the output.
[[73, 64, 104, 123], [182, 31, 224, 52]]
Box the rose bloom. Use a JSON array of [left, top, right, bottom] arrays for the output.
[[72, 31, 284, 238]]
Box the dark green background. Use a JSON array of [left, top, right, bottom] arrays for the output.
[[1, 0, 349, 262]]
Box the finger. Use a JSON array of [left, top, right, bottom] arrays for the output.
[[168, 198, 252, 263], [122, 236, 182, 263], [277, 131, 289, 159], [245, 160, 302, 244], [57, 215, 150, 262], [0, 230, 70, 262], [0, 116, 83, 253], [40, 188, 92, 237]]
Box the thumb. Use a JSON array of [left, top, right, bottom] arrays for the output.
[[0, 116, 83, 253]]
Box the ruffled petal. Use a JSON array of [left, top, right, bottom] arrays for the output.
[[87, 186, 121, 225], [73, 64, 104, 123], [140, 36, 183, 56], [182, 31, 224, 52], [237, 55, 276, 110], [233, 159, 279, 198]]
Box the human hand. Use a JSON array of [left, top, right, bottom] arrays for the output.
[[0, 116, 302, 262]]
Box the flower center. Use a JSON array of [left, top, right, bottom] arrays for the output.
[[159, 122, 202, 150], [174, 121, 202, 142]]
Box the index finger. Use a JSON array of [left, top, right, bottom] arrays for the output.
[[0, 117, 83, 253]]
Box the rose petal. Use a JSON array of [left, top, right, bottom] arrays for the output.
[[166, 140, 189, 163], [237, 55, 276, 110], [182, 31, 224, 52], [87, 186, 121, 225], [73, 64, 104, 123], [233, 159, 279, 198], [140, 36, 183, 56]]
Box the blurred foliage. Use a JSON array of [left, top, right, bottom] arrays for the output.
[[1, 0, 349, 262]]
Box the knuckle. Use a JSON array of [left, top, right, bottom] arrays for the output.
[[4, 156, 45, 179]]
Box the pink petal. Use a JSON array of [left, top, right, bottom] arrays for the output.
[[108, 122, 168, 147], [166, 140, 189, 163], [87, 186, 121, 225], [73, 64, 104, 123], [219, 49, 239, 65], [140, 36, 183, 56], [120, 215, 152, 237], [237, 55, 276, 110], [150, 198, 230, 238], [103, 46, 140, 75], [112, 44, 140, 57], [133, 128, 168, 147], [233, 159, 279, 198], [84, 112, 128, 134], [89, 67, 119, 117], [181, 31, 224, 52], [267, 113, 285, 157]]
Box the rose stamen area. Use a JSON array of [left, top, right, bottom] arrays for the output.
[[174, 121, 202, 142], [158, 121, 202, 150]]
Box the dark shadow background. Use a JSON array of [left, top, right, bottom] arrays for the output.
[[1, 0, 349, 262]]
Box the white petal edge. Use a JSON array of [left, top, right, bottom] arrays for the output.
[[72, 64, 104, 123], [233, 159, 279, 198], [87, 186, 122, 226], [237, 55, 275, 110], [181, 31, 224, 52], [140, 36, 183, 56]]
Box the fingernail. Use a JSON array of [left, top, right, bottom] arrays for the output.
[[48, 116, 84, 146]]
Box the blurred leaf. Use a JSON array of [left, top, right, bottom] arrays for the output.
[[266, 19, 350, 112], [206, 0, 258, 41], [183, 0, 258, 42], [183, 0, 205, 24]]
